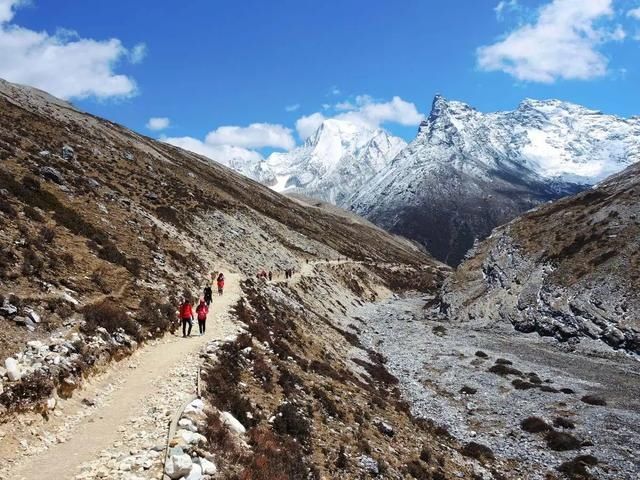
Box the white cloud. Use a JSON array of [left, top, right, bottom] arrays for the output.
[[163, 136, 263, 165], [296, 95, 423, 139], [146, 117, 170, 131], [495, 0, 519, 20], [285, 103, 300, 112], [628, 7, 640, 20], [334, 95, 424, 129], [478, 0, 623, 83], [129, 43, 147, 64], [205, 123, 295, 150], [0, 0, 141, 99], [295, 112, 326, 140]]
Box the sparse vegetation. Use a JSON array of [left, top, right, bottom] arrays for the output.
[[581, 395, 606, 406], [81, 300, 142, 342], [520, 416, 551, 433], [545, 430, 582, 451], [461, 442, 494, 462], [557, 455, 598, 479]]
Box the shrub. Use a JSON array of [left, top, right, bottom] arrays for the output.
[[520, 416, 551, 433], [335, 445, 348, 469], [0, 371, 55, 411], [137, 295, 176, 337], [47, 297, 75, 319], [23, 205, 44, 222], [278, 367, 304, 396], [39, 226, 55, 244], [557, 455, 598, 479], [495, 358, 513, 365], [560, 388, 575, 394], [475, 350, 489, 359], [0, 196, 17, 217], [488, 364, 522, 376], [461, 442, 494, 462], [273, 402, 311, 444], [22, 248, 44, 276], [512, 379, 537, 390], [545, 430, 581, 451], [553, 417, 576, 429], [460, 385, 477, 395], [581, 395, 606, 406], [81, 300, 142, 342], [406, 459, 430, 479], [312, 385, 342, 419], [239, 427, 310, 480], [203, 409, 238, 454]]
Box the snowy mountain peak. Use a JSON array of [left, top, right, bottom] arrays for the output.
[[351, 96, 640, 265], [265, 119, 406, 205]]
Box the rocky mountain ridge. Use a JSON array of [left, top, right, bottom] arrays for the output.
[[350, 95, 640, 265], [442, 160, 640, 354]]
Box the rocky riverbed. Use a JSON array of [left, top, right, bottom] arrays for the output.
[[349, 294, 640, 479]]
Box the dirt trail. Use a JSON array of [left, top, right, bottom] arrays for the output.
[[3, 273, 242, 480]]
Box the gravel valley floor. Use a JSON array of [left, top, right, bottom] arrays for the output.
[[351, 294, 640, 479]]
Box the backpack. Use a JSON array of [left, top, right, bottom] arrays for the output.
[[197, 304, 208, 321]]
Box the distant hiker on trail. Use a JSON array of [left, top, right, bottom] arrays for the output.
[[203, 285, 212, 306], [268, 271, 273, 281], [179, 297, 194, 338], [217, 273, 225, 295], [196, 299, 208, 335]]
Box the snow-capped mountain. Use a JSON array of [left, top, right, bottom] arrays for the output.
[[265, 119, 406, 205], [350, 95, 640, 265]]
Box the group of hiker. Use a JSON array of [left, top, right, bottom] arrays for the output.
[[177, 272, 225, 338]]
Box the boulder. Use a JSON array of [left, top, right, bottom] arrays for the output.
[[62, 145, 75, 160], [0, 303, 17, 317], [220, 411, 246, 435], [26, 310, 41, 323], [40, 166, 64, 184], [176, 429, 207, 446], [183, 399, 204, 414], [358, 455, 379, 475], [164, 453, 192, 480], [5, 357, 21, 381], [198, 458, 217, 475], [185, 463, 202, 480]]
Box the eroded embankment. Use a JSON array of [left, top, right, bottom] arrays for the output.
[[193, 263, 513, 480], [352, 294, 640, 480]]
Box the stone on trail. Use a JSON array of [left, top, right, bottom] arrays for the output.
[[220, 411, 246, 435], [164, 453, 192, 479], [5, 357, 21, 381]]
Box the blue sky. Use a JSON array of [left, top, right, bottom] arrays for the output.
[[1, 0, 639, 161]]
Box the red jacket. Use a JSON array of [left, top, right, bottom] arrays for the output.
[[179, 303, 193, 320], [196, 302, 208, 320]]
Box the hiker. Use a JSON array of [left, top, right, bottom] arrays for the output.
[[217, 272, 225, 295], [196, 299, 208, 335], [203, 285, 213, 306], [268, 271, 273, 281], [179, 297, 194, 338]]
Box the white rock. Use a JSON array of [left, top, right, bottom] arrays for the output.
[[164, 453, 192, 480], [198, 458, 217, 475], [176, 429, 207, 446], [5, 357, 21, 381], [220, 412, 246, 435], [62, 293, 79, 305], [183, 399, 204, 414], [178, 418, 197, 432], [47, 397, 56, 410], [27, 310, 41, 323], [185, 463, 202, 480]]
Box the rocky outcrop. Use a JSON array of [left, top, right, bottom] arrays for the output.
[[443, 162, 640, 353]]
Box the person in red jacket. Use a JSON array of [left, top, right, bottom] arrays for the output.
[[217, 273, 225, 296], [195, 299, 208, 336], [179, 297, 194, 337]]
